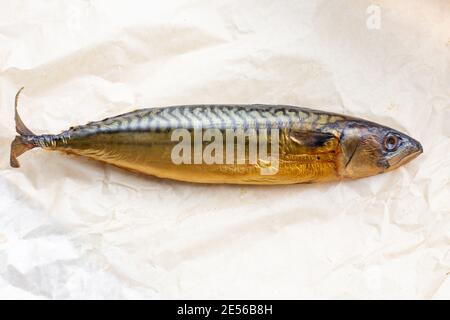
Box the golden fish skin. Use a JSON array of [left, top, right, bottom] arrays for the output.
[[10, 89, 422, 184]]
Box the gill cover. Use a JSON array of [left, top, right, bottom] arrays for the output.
[[339, 123, 390, 179]]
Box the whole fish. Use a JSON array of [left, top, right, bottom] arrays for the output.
[[10, 88, 422, 184]]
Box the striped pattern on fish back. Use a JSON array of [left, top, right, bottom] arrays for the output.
[[66, 105, 348, 136]]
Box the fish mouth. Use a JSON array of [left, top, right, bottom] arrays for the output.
[[416, 141, 423, 155], [388, 141, 423, 169], [410, 140, 423, 159]]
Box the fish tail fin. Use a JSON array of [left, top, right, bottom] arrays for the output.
[[14, 87, 34, 136], [10, 87, 36, 168], [10, 136, 34, 168]]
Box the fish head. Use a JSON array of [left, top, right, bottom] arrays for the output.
[[338, 120, 423, 179]]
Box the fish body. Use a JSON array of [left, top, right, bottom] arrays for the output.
[[11, 89, 422, 184]]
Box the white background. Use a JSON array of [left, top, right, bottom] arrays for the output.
[[0, 0, 449, 299]]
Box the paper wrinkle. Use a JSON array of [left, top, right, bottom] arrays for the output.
[[0, 0, 449, 299]]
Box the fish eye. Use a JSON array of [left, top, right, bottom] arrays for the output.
[[384, 134, 399, 151]]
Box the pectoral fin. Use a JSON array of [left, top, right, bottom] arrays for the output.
[[289, 129, 336, 148]]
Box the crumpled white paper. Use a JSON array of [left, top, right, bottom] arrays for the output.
[[0, 0, 449, 299]]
